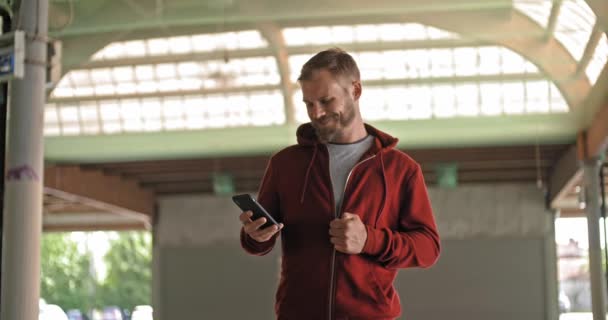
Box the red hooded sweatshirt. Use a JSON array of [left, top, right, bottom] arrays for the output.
[[241, 123, 440, 320]]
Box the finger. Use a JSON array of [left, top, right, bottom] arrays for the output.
[[244, 217, 267, 233], [330, 219, 346, 229], [252, 223, 282, 239], [328, 227, 345, 238], [334, 244, 349, 253], [330, 237, 346, 246], [239, 211, 253, 224]]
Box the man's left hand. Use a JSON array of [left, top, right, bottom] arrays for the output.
[[329, 212, 368, 254]]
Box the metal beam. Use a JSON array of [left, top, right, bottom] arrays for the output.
[[545, 0, 563, 40], [44, 165, 155, 219], [43, 211, 148, 232], [258, 23, 295, 124], [44, 114, 578, 162], [44, 223, 147, 232], [50, 0, 513, 37], [582, 158, 608, 320]]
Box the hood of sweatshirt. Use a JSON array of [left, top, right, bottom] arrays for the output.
[[295, 122, 398, 152], [295, 122, 399, 213]]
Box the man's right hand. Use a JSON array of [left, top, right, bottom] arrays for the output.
[[239, 211, 284, 242]]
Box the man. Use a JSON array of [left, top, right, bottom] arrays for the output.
[[239, 48, 440, 320]]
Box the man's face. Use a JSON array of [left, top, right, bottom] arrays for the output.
[[300, 69, 360, 143]]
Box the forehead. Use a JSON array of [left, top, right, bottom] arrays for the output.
[[300, 69, 345, 101]]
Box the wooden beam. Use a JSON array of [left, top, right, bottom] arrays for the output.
[[582, 63, 608, 159], [549, 144, 583, 208], [44, 165, 155, 217], [585, 0, 608, 34], [258, 22, 296, 124], [585, 102, 608, 159], [577, 23, 603, 75], [545, 0, 564, 40]]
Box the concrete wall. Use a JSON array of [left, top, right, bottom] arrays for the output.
[[154, 183, 558, 320]]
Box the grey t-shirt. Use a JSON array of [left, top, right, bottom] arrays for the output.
[[326, 135, 374, 216]]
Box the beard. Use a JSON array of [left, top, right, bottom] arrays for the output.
[[312, 99, 357, 144]]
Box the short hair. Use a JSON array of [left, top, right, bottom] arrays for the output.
[[297, 48, 360, 82]]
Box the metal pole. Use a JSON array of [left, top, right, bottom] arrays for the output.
[[600, 162, 608, 303], [583, 158, 608, 320], [0, 0, 48, 319], [0, 7, 12, 316]]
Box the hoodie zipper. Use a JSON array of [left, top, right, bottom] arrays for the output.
[[328, 154, 377, 320]]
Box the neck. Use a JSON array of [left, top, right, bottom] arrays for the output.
[[331, 120, 367, 144]]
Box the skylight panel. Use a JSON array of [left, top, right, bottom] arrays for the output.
[[91, 30, 267, 61], [526, 80, 551, 113], [45, 105, 59, 124], [513, 0, 552, 28], [123, 40, 147, 57], [479, 82, 503, 116], [586, 33, 608, 84], [432, 85, 457, 118], [555, 0, 596, 61], [168, 36, 193, 54], [283, 23, 458, 46], [503, 82, 526, 114], [455, 83, 479, 116], [135, 65, 156, 81]]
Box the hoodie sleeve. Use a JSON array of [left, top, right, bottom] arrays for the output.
[[362, 164, 441, 269], [240, 156, 281, 256]]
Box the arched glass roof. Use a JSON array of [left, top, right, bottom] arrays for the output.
[[90, 30, 268, 60], [514, 0, 608, 83], [46, 13, 605, 136]]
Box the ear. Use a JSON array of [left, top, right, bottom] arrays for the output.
[[352, 80, 362, 101]]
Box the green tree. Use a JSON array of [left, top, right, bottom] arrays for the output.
[[99, 232, 152, 311], [40, 233, 94, 311]]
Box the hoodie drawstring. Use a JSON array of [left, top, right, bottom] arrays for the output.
[[375, 151, 388, 226], [300, 145, 318, 203]]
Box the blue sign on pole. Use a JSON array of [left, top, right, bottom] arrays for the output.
[[0, 53, 14, 77]]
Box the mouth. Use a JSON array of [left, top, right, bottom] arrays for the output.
[[314, 115, 338, 127]]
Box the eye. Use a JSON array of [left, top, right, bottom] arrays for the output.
[[321, 98, 332, 105]]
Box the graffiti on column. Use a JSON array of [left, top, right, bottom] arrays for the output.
[[6, 165, 39, 181]]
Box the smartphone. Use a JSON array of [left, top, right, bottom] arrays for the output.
[[232, 194, 279, 229]]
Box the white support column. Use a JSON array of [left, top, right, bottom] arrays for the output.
[[583, 158, 608, 320], [152, 208, 162, 320], [0, 0, 48, 319], [545, 211, 559, 320]]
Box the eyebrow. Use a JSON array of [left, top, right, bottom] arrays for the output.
[[303, 96, 330, 104]]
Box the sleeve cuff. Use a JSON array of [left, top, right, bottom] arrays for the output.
[[240, 227, 275, 255], [362, 225, 387, 256]]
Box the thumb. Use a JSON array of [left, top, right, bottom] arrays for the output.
[[342, 212, 358, 220]]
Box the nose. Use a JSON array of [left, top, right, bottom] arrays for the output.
[[309, 103, 326, 120]]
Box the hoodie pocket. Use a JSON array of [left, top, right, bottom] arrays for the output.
[[367, 264, 388, 302], [336, 255, 399, 318]]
